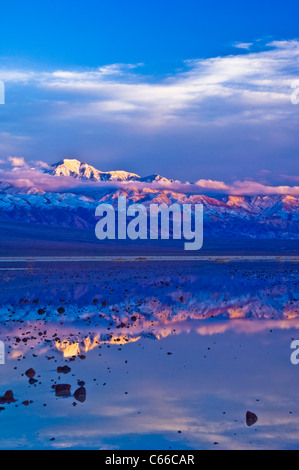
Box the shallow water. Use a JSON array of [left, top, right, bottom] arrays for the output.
[[0, 260, 298, 450]]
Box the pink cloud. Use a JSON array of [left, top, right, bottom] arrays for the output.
[[0, 160, 298, 196], [8, 156, 27, 167], [195, 178, 299, 196]]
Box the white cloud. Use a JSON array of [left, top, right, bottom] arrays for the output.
[[1, 40, 299, 128], [234, 42, 253, 50], [8, 156, 27, 167]]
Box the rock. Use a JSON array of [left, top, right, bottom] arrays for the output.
[[25, 368, 36, 379], [38, 309, 46, 315], [54, 384, 71, 397], [57, 366, 71, 374], [57, 307, 65, 314], [74, 387, 86, 403], [246, 411, 258, 427], [0, 391, 16, 404], [29, 378, 38, 385], [22, 401, 30, 406]]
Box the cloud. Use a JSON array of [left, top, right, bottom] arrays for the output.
[[195, 179, 230, 190], [234, 42, 253, 50], [195, 178, 299, 195], [8, 156, 27, 167], [0, 40, 298, 182], [1, 40, 299, 127], [0, 159, 298, 195]]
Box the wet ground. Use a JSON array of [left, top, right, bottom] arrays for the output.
[[0, 260, 298, 449]]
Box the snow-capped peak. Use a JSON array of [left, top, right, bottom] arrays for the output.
[[47, 159, 141, 182], [140, 174, 177, 184]]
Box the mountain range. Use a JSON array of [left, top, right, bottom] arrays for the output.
[[44, 158, 177, 185], [0, 158, 298, 240]]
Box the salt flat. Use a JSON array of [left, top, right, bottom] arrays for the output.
[[0, 260, 298, 449]]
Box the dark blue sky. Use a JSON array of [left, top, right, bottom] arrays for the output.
[[1, 0, 299, 69], [0, 0, 298, 184]]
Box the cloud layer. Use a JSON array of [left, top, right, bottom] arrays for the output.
[[0, 39, 298, 183], [0, 157, 298, 195]]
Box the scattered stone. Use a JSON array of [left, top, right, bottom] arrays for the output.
[[25, 368, 36, 379], [246, 411, 258, 427], [54, 384, 71, 398], [0, 391, 16, 405], [74, 387, 86, 403], [57, 366, 71, 375]]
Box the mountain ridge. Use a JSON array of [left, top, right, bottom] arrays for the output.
[[0, 158, 298, 240], [44, 158, 176, 185]]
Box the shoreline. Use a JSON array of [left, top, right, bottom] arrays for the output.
[[0, 255, 298, 262]]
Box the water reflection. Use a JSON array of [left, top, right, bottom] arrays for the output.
[[0, 261, 298, 449]]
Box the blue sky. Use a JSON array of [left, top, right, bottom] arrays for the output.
[[1, 0, 299, 70], [0, 0, 299, 184]]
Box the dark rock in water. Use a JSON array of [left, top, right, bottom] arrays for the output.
[[57, 307, 65, 314], [246, 411, 258, 427], [0, 391, 16, 404], [22, 400, 30, 406], [74, 387, 86, 403], [78, 380, 85, 387], [25, 368, 36, 379], [38, 309, 46, 315], [54, 384, 71, 397], [57, 366, 71, 374], [29, 378, 38, 385]]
